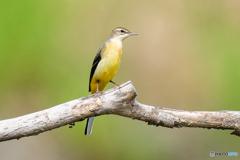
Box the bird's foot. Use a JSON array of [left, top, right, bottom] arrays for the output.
[[96, 91, 103, 94], [94, 91, 103, 99], [94, 91, 103, 101], [114, 84, 120, 88], [114, 82, 124, 88], [110, 80, 122, 88]]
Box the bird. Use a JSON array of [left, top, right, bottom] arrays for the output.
[[85, 27, 138, 135]]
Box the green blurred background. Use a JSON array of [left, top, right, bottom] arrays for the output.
[[0, 0, 240, 159]]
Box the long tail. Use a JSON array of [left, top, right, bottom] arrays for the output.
[[85, 117, 95, 135], [85, 81, 106, 135]]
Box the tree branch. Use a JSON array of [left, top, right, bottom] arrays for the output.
[[0, 81, 240, 142]]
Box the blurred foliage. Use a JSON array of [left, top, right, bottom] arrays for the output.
[[0, 0, 240, 160]]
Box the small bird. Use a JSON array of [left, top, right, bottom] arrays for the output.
[[85, 27, 138, 135]]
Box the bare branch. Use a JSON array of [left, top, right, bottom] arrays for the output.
[[0, 81, 240, 142]]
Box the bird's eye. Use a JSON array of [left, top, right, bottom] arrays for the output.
[[120, 29, 125, 33]]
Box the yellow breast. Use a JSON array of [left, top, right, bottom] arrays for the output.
[[90, 41, 123, 93]]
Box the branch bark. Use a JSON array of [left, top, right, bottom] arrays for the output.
[[0, 81, 240, 142]]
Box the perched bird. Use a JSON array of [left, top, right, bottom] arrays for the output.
[[85, 27, 138, 135]]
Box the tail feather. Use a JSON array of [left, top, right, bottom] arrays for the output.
[[85, 117, 95, 135]]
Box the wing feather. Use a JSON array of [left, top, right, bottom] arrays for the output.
[[89, 44, 105, 92]]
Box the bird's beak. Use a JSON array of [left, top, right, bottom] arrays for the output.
[[129, 32, 138, 36]]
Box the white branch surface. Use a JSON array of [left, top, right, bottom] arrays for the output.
[[0, 81, 240, 142]]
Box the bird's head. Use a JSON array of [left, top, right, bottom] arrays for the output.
[[109, 27, 138, 41]]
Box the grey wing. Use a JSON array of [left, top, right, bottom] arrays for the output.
[[89, 44, 105, 92]]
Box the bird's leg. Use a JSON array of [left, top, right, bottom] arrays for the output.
[[110, 80, 120, 86], [97, 82, 99, 92], [93, 82, 103, 101], [110, 80, 123, 91], [95, 82, 103, 94]]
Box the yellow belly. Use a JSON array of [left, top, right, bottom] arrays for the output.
[[90, 42, 122, 94]]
